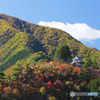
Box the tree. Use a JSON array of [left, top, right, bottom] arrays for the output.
[[82, 57, 98, 69], [87, 79, 100, 92], [54, 45, 71, 60], [0, 72, 5, 82], [82, 58, 92, 68]]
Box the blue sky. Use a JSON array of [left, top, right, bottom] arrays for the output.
[[0, 0, 100, 50]]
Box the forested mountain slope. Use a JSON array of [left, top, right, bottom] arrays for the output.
[[0, 14, 100, 71]]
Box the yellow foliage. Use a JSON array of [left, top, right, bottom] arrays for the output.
[[39, 87, 46, 95]]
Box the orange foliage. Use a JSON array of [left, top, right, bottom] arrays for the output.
[[3, 86, 12, 94], [73, 67, 81, 73], [0, 84, 2, 89], [56, 89, 60, 91], [12, 88, 20, 96], [0, 84, 2, 93], [5, 68, 12, 74], [49, 61, 53, 64]]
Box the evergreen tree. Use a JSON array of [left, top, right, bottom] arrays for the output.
[[54, 45, 71, 60]]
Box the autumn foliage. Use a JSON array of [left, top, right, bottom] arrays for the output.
[[0, 59, 98, 100]]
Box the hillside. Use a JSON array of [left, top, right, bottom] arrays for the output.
[[0, 14, 100, 71]]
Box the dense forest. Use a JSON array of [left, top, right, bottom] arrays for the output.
[[0, 14, 100, 100]]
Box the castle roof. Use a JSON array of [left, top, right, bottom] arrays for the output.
[[72, 56, 82, 61]]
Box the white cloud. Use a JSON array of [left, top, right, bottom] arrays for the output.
[[38, 21, 100, 42]]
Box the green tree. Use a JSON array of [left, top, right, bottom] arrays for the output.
[[54, 45, 71, 60], [82, 58, 92, 68], [82, 57, 98, 69], [87, 79, 100, 92], [0, 72, 5, 82]]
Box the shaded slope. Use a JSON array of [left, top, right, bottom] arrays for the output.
[[0, 20, 49, 70], [0, 14, 38, 34], [0, 30, 49, 71]]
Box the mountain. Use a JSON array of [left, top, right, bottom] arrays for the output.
[[0, 14, 100, 71]]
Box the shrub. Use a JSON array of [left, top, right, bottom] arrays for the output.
[[48, 96, 56, 100], [39, 87, 46, 95], [3, 86, 12, 95], [12, 88, 20, 96]]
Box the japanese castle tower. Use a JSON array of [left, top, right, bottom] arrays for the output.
[[71, 56, 82, 67]]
